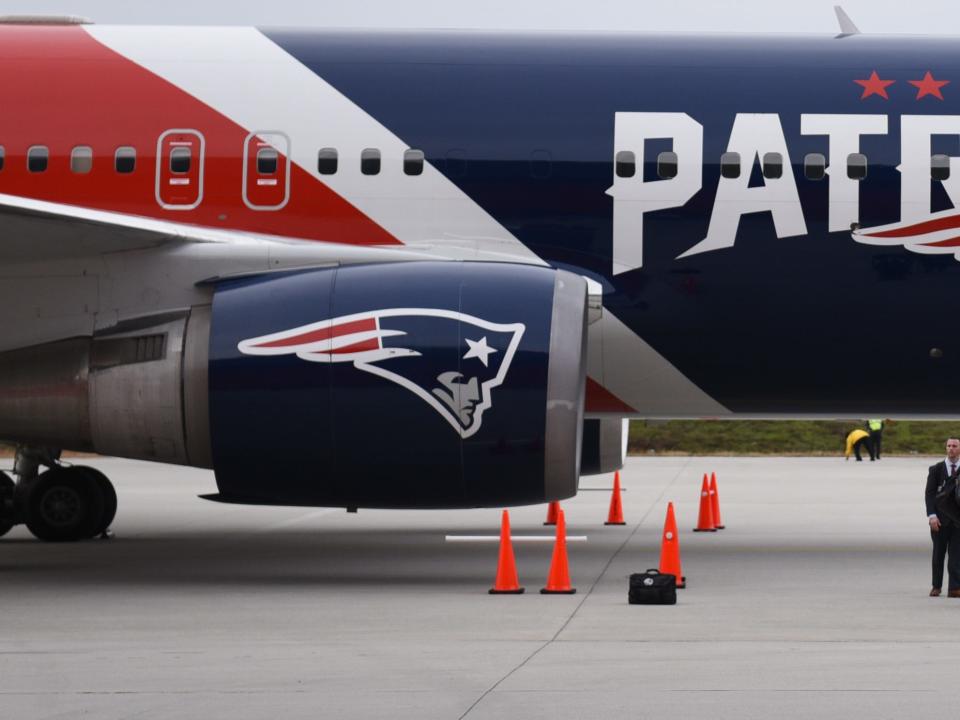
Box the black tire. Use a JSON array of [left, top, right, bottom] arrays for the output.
[[25, 468, 105, 542], [73, 466, 117, 537], [0, 471, 14, 538]]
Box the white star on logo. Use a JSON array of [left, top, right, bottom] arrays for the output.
[[463, 336, 497, 367]]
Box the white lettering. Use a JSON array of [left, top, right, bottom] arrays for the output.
[[899, 115, 960, 223], [607, 112, 703, 273], [682, 114, 806, 259], [800, 114, 887, 232]]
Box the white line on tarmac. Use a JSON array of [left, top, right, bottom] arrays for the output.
[[259, 509, 339, 531], [445, 535, 588, 542]]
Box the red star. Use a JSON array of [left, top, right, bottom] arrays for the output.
[[854, 70, 895, 100], [909, 71, 950, 100]]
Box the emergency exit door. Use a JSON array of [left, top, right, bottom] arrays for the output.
[[243, 132, 290, 210], [156, 129, 205, 210]]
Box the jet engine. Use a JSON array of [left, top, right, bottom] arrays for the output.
[[208, 261, 587, 508], [580, 418, 629, 475], [0, 261, 587, 512]]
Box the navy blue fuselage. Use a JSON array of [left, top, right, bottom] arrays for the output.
[[265, 30, 960, 414]]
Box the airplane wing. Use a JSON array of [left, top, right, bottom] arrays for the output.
[[0, 192, 243, 262], [0, 191, 544, 268]]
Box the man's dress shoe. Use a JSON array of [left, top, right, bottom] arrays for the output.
[[931, 588, 942, 597]]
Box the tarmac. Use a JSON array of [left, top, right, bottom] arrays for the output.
[[0, 455, 956, 719]]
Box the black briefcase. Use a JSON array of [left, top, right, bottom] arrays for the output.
[[628, 569, 677, 605]]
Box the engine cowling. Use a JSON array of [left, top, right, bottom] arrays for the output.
[[208, 261, 587, 508], [580, 418, 629, 476]]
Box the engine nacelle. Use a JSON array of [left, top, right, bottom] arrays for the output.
[[208, 262, 587, 508], [580, 418, 629, 476], [0, 261, 587, 509]]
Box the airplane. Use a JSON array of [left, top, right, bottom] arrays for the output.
[[0, 15, 955, 540]]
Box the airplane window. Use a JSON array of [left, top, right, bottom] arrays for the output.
[[847, 153, 867, 180], [657, 151, 678, 179], [361, 148, 381, 176], [762, 152, 783, 179], [615, 150, 635, 178], [932, 154, 951, 182], [170, 147, 191, 174], [804, 153, 826, 180], [0, 146, 5, 172], [317, 148, 338, 175], [71, 146, 93, 174], [115, 146, 136, 174], [404, 149, 424, 176], [256, 147, 278, 175], [720, 151, 741, 179], [27, 146, 49, 173]]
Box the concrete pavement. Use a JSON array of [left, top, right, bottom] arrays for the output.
[[0, 455, 953, 719]]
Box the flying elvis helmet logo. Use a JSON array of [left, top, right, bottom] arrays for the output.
[[237, 309, 525, 438]]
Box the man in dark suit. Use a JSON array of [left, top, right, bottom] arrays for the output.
[[925, 438, 960, 597]]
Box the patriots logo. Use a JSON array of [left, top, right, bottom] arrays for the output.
[[237, 308, 525, 438], [853, 211, 960, 260]]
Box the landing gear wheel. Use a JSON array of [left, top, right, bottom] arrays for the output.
[[24, 467, 105, 542], [73, 466, 117, 538], [0, 471, 15, 538]]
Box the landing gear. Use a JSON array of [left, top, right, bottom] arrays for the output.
[[73, 465, 117, 538], [0, 445, 118, 542], [24, 467, 106, 542], [0, 472, 15, 538]]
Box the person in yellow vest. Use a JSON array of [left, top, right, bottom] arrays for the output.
[[845, 428, 875, 461], [866, 418, 885, 460]]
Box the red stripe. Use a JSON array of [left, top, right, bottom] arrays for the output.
[[0, 27, 401, 246], [330, 337, 381, 354], [255, 318, 376, 348], [865, 213, 960, 238], [921, 236, 960, 248], [584, 377, 635, 413]]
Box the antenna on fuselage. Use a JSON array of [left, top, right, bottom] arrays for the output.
[[834, 5, 860, 37]]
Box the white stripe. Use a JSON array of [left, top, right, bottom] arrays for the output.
[[299, 347, 420, 364], [86, 25, 545, 266]]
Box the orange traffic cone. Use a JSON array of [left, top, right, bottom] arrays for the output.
[[709, 471, 725, 530], [605, 471, 626, 525], [543, 500, 560, 526], [489, 510, 525, 594], [693, 473, 717, 532], [541, 508, 576, 594], [658, 502, 686, 588]]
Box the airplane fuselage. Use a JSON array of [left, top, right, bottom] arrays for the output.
[[2, 25, 959, 416]]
